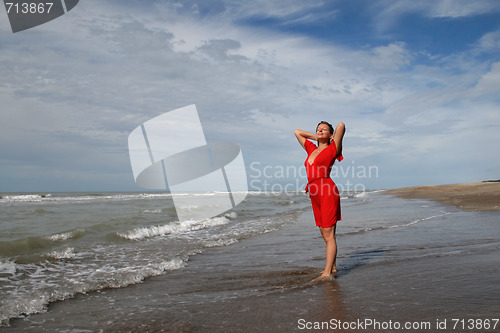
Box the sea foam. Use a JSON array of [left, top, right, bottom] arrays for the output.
[[117, 216, 230, 240]]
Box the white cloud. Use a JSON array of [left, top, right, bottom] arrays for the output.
[[425, 0, 500, 18], [477, 30, 500, 52], [370, 42, 411, 70], [224, 0, 328, 20], [372, 0, 500, 34], [473, 61, 500, 95]]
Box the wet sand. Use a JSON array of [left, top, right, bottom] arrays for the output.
[[384, 182, 500, 212]]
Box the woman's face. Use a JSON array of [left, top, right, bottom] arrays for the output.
[[316, 124, 332, 140]]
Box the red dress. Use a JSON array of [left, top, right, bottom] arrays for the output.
[[304, 140, 343, 228]]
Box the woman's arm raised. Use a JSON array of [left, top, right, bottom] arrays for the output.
[[333, 122, 345, 154], [295, 129, 317, 150]]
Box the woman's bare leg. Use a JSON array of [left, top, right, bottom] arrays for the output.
[[322, 225, 337, 275], [312, 225, 337, 282]]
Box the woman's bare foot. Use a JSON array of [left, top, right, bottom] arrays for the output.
[[320, 268, 338, 277], [311, 274, 332, 283]]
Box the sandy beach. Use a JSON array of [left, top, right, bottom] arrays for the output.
[[384, 182, 500, 212]]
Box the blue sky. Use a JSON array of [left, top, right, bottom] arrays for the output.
[[1, 0, 499, 192]]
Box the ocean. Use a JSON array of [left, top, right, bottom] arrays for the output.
[[1, 190, 499, 332]]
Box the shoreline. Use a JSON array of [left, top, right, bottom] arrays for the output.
[[383, 182, 500, 212]]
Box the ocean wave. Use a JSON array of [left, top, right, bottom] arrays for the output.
[[45, 247, 76, 260], [89, 258, 186, 289], [339, 190, 380, 200], [0, 260, 16, 277], [117, 216, 231, 240], [203, 238, 238, 248], [353, 191, 367, 198], [0, 257, 185, 326], [0, 237, 51, 257], [45, 229, 85, 242], [0, 229, 85, 257], [224, 211, 237, 219], [275, 199, 296, 206], [0, 194, 52, 202], [341, 211, 453, 237], [0, 192, 173, 205], [141, 209, 164, 214], [391, 212, 452, 228]]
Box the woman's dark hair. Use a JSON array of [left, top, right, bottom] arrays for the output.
[[316, 121, 334, 145]]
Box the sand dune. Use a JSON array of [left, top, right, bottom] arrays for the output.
[[384, 182, 500, 212]]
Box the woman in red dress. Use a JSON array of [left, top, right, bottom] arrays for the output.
[[295, 121, 345, 281]]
